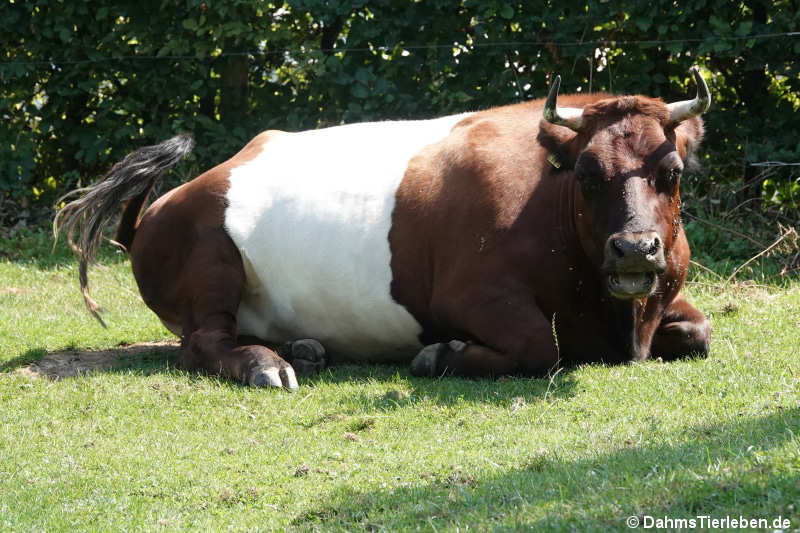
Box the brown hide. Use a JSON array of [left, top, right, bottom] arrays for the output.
[[60, 86, 709, 387], [128, 131, 281, 335], [123, 130, 312, 388], [390, 93, 707, 369]]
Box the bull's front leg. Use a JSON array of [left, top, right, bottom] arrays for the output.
[[410, 289, 560, 378], [649, 294, 711, 360]]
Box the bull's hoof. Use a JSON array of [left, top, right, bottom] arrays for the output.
[[411, 343, 442, 377], [411, 340, 468, 377], [287, 339, 327, 375], [245, 357, 299, 390]]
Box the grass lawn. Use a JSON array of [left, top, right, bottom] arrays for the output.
[[1, 231, 798, 532]]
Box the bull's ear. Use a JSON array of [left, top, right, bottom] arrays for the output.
[[673, 116, 704, 172], [537, 120, 580, 170]]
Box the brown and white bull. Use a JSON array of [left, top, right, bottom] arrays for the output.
[[56, 67, 712, 389]]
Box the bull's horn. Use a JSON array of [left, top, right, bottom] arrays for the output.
[[543, 74, 584, 132], [667, 66, 711, 125]]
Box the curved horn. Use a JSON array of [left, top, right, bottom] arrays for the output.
[[543, 75, 584, 131], [667, 66, 711, 125]]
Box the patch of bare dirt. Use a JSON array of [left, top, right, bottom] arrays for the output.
[[16, 341, 179, 379], [2, 287, 31, 296]]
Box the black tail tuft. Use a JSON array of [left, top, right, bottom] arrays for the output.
[[53, 134, 194, 327]]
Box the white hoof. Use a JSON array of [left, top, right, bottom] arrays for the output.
[[248, 362, 299, 390]]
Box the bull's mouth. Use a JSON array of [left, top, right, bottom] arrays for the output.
[[607, 272, 656, 299]]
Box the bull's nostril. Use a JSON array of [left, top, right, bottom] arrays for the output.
[[611, 238, 625, 257], [647, 237, 661, 256]]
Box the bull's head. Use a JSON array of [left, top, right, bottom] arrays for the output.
[[541, 67, 709, 299]]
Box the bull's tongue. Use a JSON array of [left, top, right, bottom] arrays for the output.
[[617, 273, 650, 293], [609, 272, 655, 298]]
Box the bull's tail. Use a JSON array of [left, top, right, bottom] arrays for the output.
[[53, 134, 195, 327]]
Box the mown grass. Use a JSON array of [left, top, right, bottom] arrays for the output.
[[1, 230, 798, 532]]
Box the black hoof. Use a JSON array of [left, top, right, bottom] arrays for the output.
[[287, 339, 327, 375], [410, 340, 467, 377], [410, 343, 443, 377]]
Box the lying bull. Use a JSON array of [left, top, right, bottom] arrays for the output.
[[56, 67, 712, 389]]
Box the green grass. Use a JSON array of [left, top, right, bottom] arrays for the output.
[[1, 232, 798, 532]]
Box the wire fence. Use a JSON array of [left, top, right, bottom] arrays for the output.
[[3, 30, 799, 170], [749, 162, 800, 167], [2, 31, 798, 67]]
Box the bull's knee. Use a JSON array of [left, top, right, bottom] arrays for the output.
[[691, 317, 712, 356], [411, 340, 529, 378], [652, 316, 711, 361], [180, 328, 232, 370]]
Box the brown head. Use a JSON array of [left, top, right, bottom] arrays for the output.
[[539, 67, 709, 300]]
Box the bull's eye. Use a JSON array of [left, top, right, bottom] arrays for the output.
[[660, 166, 683, 188], [575, 169, 594, 183], [575, 153, 605, 194], [578, 173, 604, 195]]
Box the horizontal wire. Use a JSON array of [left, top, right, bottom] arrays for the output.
[[3, 30, 797, 168], [1, 31, 798, 67]]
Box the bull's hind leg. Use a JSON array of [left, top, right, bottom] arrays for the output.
[[238, 336, 328, 375], [174, 230, 299, 389]]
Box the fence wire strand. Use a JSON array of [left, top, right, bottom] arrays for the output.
[[2, 31, 799, 67]]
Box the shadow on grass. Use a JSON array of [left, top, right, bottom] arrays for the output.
[[1, 342, 180, 378], [3, 341, 578, 407], [306, 363, 579, 410], [291, 407, 800, 531]]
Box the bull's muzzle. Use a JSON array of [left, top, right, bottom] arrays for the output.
[[603, 231, 666, 299]]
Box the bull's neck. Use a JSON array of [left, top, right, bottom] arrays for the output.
[[560, 173, 652, 362], [607, 298, 652, 361]]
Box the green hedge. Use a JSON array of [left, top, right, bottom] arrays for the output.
[[2, 0, 799, 223]]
